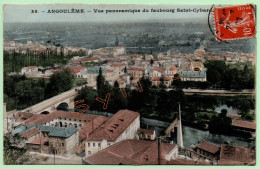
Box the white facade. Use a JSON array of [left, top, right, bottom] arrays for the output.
[[65, 131, 79, 155], [85, 116, 140, 157], [21, 66, 38, 75], [165, 145, 179, 161]]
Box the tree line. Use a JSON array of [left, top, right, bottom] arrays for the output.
[[4, 70, 74, 111], [4, 49, 85, 73]]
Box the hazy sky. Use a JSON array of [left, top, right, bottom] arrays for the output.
[[4, 4, 212, 22]]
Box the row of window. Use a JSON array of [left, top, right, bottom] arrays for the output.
[[87, 142, 111, 148], [58, 117, 87, 123], [88, 142, 101, 148]]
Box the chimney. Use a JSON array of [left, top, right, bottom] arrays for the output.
[[177, 103, 184, 149]]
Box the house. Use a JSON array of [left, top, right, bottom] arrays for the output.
[[248, 56, 256, 65], [152, 66, 166, 77], [231, 119, 256, 132], [195, 141, 220, 161], [72, 56, 100, 64], [84, 109, 140, 157], [86, 66, 107, 87], [111, 63, 126, 76], [67, 66, 87, 78], [145, 54, 154, 61], [21, 110, 103, 129], [136, 128, 156, 140], [219, 144, 255, 165], [129, 54, 142, 61], [13, 125, 79, 156], [21, 66, 38, 75], [225, 56, 232, 61], [166, 65, 178, 78], [240, 55, 248, 62], [128, 67, 144, 79], [180, 69, 207, 82], [83, 140, 178, 165]]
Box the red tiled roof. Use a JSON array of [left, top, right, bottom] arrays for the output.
[[232, 120, 256, 130], [20, 127, 40, 138], [51, 70, 61, 74], [225, 56, 232, 58], [106, 58, 127, 62], [129, 67, 144, 71], [73, 57, 100, 63], [129, 55, 142, 58], [197, 141, 220, 154], [23, 66, 38, 70], [154, 66, 165, 73], [85, 140, 176, 165], [111, 63, 125, 67], [29, 137, 49, 145], [79, 116, 109, 142], [164, 158, 210, 165], [137, 128, 155, 135], [24, 114, 46, 126], [86, 110, 140, 142], [208, 56, 221, 60], [107, 69, 113, 73], [68, 65, 86, 74], [226, 114, 241, 120], [25, 110, 102, 126], [15, 112, 34, 122], [219, 144, 255, 165]]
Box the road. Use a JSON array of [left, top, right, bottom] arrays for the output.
[[166, 89, 255, 96]]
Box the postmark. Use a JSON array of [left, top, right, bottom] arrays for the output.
[[213, 4, 256, 41]]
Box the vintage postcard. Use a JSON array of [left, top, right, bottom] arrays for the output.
[[2, 3, 256, 166]]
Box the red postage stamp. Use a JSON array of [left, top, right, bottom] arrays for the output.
[[213, 4, 256, 41]]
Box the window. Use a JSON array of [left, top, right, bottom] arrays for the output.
[[107, 143, 110, 146], [98, 143, 101, 148], [93, 143, 95, 147], [62, 143, 64, 147], [74, 119, 76, 121], [88, 151, 91, 155], [88, 143, 90, 147]]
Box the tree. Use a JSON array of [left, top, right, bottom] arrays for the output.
[[150, 59, 154, 65], [97, 67, 105, 92], [115, 37, 119, 46], [114, 81, 119, 88], [124, 66, 127, 73], [45, 70, 74, 98]]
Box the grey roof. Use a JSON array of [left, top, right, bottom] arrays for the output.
[[12, 125, 27, 135], [179, 69, 206, 77], [13, 125, 78, 138], [87, 66, 106, 74]]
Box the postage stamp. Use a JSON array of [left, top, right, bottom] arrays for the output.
[[213, 4, 256, 41]]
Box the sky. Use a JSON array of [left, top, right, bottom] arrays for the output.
[[4, 4, 212, 23]]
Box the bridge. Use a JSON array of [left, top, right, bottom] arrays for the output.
[[21, 85, 86, 114]]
